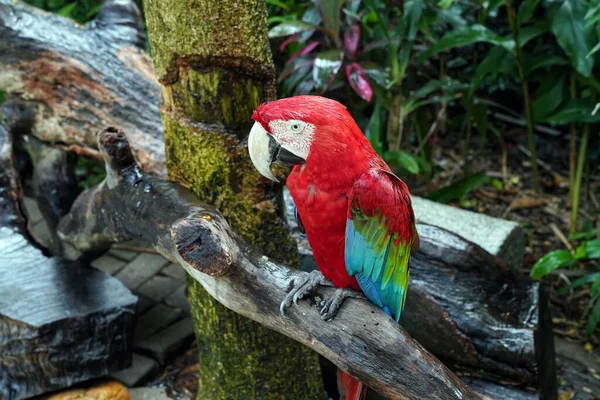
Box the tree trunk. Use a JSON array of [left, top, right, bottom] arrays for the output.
[[142, 1, 324, 398]]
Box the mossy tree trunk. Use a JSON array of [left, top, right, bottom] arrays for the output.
[[142, 1, 324, 398]]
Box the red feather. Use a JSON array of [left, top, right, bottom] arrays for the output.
[[252, 96, 418, 398]]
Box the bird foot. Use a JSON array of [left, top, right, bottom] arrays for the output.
[[320, 288, 366, 322], [280, 270, 332, 316]]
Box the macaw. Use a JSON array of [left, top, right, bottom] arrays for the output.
[[248, 95, 419, 400]]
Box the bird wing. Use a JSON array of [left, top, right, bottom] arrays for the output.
[[344, 168, 418, 322]]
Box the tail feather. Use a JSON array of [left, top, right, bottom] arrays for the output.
[[337, 369, 367, 400]]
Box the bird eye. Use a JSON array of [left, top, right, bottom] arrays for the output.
[[287, 120, 305, 133]]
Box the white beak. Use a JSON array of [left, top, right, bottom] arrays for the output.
[[248, 122, 279, 182]]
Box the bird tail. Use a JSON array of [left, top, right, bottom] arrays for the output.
[[337, 369, 367, 400]]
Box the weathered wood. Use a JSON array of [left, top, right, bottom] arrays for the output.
[[0, 0, 165, 176], [20, 134, 81, 256], [58, 127, 481, 400], [0, 106, 137, 400]]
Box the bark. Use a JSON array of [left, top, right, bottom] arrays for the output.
[[0, 105, 137, 400], [141, 0, 324, 398], [0, 0, 166, 176], [57, 127, 481, 400]]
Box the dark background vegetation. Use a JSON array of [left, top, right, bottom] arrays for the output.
[[10, 0, 600, 346]]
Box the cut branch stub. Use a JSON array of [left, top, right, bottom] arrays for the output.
[[172, 213, 237, 277]]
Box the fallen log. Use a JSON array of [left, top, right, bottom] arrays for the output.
[[0, 0, 165, 176], [0, 105, 137, 400], [58, 126, 481, 400]]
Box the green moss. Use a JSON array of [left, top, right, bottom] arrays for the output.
[[143, 0, 273, 81], [187, 277, 323, 400]]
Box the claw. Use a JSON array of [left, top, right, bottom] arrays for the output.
[[320, 288, 366, 321], [280, 270, 330, 317]]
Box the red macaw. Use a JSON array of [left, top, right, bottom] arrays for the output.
[[248, 95, 419, 400]]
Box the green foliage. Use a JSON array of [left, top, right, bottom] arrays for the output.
[[23, 0, 103, 23], [427, 173, 491, 204], [75, 157, 106, 190], [532, 222, 600, 335]]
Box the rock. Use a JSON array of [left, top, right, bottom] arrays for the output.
[[129, 388, 171, 400], [115, 253, 170, 290], [136, 318, 195, 365], [410, 196, 525, 267], [110, 353, 159, 387]]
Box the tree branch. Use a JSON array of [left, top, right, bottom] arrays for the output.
[[58, 127, 480, 400]]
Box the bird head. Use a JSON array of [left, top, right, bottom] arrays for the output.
[[248, 95, 371, 182]]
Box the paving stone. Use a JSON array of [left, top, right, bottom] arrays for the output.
[[109, 353, 158, 387], [114, 253, 170, 290], [136, 294, 154, 314], [135, 318, 195, 365], [410, 196, 525, 267], [91, 255, 127, 275], [108, 247, 139, 261], [31, 220, 52, 249], [164, 284, 190, 315], [129, 387, 171, 400], [134, 303, 183, 342], [21, 197, 43, 224], [136, 275, 181, 302], [161, 263, 187, 281]]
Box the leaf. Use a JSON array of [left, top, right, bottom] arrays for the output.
[[584, 2, 600, 28], [588, 297, 600, 335], [550, 0, 594, 77], [587, 40, 600, 58], [530, 250, 576, 280], [360, 61, 390, 88], [317, 0, 341, 40], [365, 101, 383, 155], [519, 20, 549, 46], [583, 240, 600, 259], [544, 99, 600, 125], [468, 46, 509, 98], [406, 80, 442, 106], [524, 55, 569, 75], [438, 0, 457, 9], [417, 25, 514, 63], [384, 151, 420, 175], [346, 63, 373, 101], [286, 41, 319, 65], [269, 21, 317, 38], [517, 0, 540, 26], [532, 71, 567, 122], [428, 173, 491, 204], [403, 0, 424, 42], [557, 272, 600, 295], [0, 91, 4, 105], [312, 50, 343, 90], [344, 23, 360, 57], [57, 2, 77, 17], [570, 227, 600, 240]]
